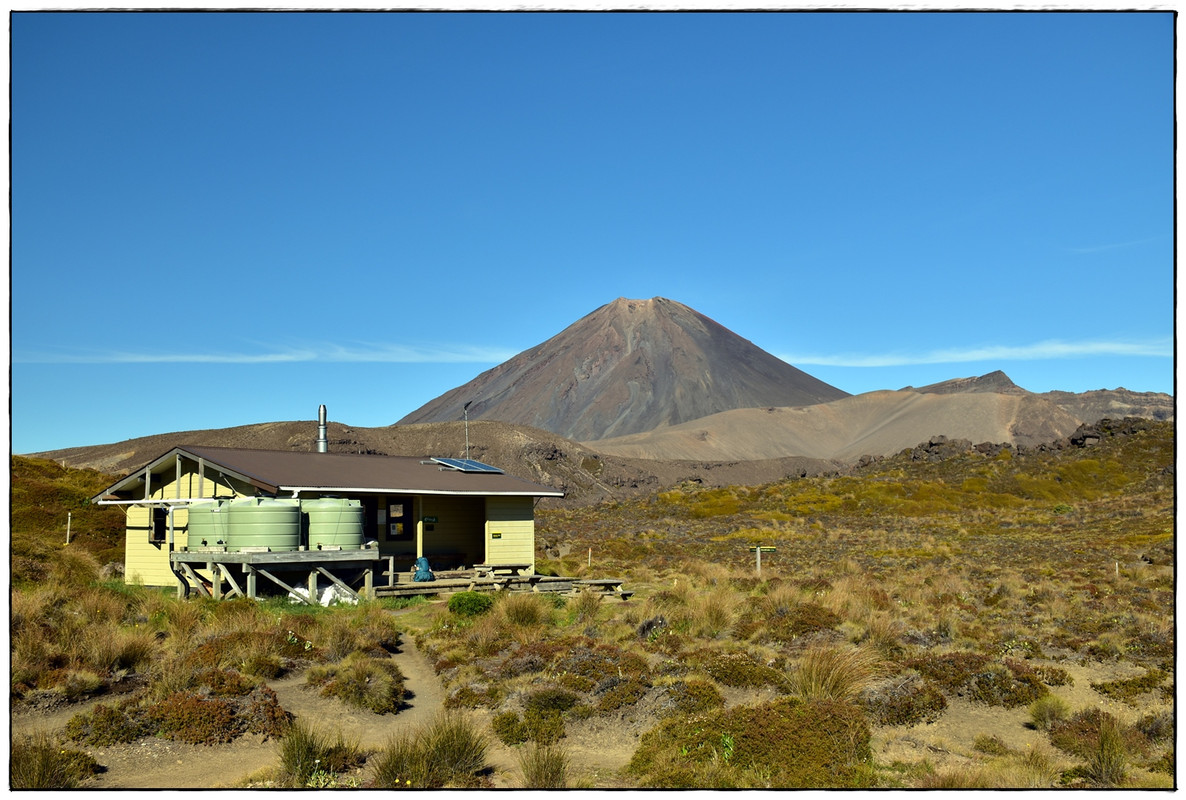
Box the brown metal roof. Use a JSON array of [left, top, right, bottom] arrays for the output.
[[98, 445, 564, 500]]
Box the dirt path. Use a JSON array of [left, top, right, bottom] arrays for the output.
[[12, 628, 449, 789]]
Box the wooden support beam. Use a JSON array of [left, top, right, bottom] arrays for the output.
[[218, 564, 244, 599], [364, 566, 374, 601], [316, 566, 361, 603], [209, 562, 220, 600], [256, 567, 312, 605], [245, 565, 257, 599], [179, 563, 211, 598]]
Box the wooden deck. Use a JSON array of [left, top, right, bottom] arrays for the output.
[[373, 571, 632, 601], [170, 548, 384, 605], [169, 549, 632, 603]]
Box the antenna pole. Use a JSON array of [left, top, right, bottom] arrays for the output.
[[463, 401, 472, 461]]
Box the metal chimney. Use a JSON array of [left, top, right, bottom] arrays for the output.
[[317, 404, 328, 453]]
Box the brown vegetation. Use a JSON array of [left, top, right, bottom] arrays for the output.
[[9, 419, 1174, 788]]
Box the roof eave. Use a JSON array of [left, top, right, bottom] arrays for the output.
[[278, 485, 565, 498]]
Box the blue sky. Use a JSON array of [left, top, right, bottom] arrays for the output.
[[12, 11, 1174, 454]]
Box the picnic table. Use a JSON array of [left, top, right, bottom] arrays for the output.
[[473, 563, 533, 578]]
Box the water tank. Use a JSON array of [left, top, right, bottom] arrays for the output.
[[226, 498, 301, 552], [303, 498, 365, 550], [186, 500, 228, 546]]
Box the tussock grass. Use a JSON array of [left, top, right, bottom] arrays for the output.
[[518, 742, 571, 788], [276, 722, 364, 788], [789, 645, 884, 702], [371, 712, 489, 788], [1084, 715, 1129, 786], [10, 731, 102, 789], [498, 593, 553, 628]]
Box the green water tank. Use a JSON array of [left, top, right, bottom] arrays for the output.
[[186, 500, 229, 547], [226, 498, 301, 551], [303, 498, 365, 550]]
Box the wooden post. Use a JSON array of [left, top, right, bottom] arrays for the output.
[[750, 546, 776, 575], [364, 565, 374, 601], [210, 562, 221, 600], [245, 565, 257, 599], [66, 512, 72, 545], [308, 569, 319, 605]]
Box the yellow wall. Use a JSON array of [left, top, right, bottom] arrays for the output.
[[419, 495, 485, 565], [485, 496, 535, 569], [122, 460, 235, 587]]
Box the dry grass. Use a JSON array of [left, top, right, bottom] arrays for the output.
[[788, 645, 884, 701], [518, 742, 572, 788]]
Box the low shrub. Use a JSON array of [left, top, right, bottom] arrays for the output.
[[243, 685, 293, 739], [628, 697, 873, 788], [905, 653, 1046, 708], [1049, 708, 1147, 764], [1028, 694, 1071, 731], [1134, 711, 1174, 743], [860, 675, 947, 727], [65, 700, 153, 746], [146, 691, 243, 745], [1090, 668, 1167, 704], [1031, 664, 1073, 687], [523, 708, 566, 744], [524, 687, 580, 714], [492, 711, 530, 746], [306, 652, 407, 714], [972, 734, 1012, 755], [194, 667, 256, 697], [596, 678, 649, 712], [444, 683, 504, 709], [11, 731, 103, 789], [448, 591, 494, 618], [662, 678, 725, 717], [519, 742, 571, 788], [698, 650, 790, 690]]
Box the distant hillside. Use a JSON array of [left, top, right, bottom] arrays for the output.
[[29, 419, 842, 508], [586, 387, 1087, 462], [397, 297, 849, 440]]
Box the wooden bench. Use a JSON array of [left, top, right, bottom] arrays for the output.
[[575, 578, 633, 601], [473, 563, 533, 578]]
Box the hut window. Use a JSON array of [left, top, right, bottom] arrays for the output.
[[387, 500, 413, 541], [150, 508, 168, 544]]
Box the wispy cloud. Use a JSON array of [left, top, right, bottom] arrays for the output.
[[14, 341, 521, 365], [779, 338, 1173, 368], [1067, 235, 1164, 254]]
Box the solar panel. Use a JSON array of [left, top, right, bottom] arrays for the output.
[[431, 457, 504, 474]]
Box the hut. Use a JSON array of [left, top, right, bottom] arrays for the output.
[[91, 444, 564, 598]]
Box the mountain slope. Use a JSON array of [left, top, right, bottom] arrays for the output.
[[28, 419, 843, 508], [585, 388, 1085, 462], [396, 297, 849, 441]]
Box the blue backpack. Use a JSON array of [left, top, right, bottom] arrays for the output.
[[413, 556, 436, 582]]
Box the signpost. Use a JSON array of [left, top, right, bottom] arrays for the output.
[[749, 545, 777, 574]]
